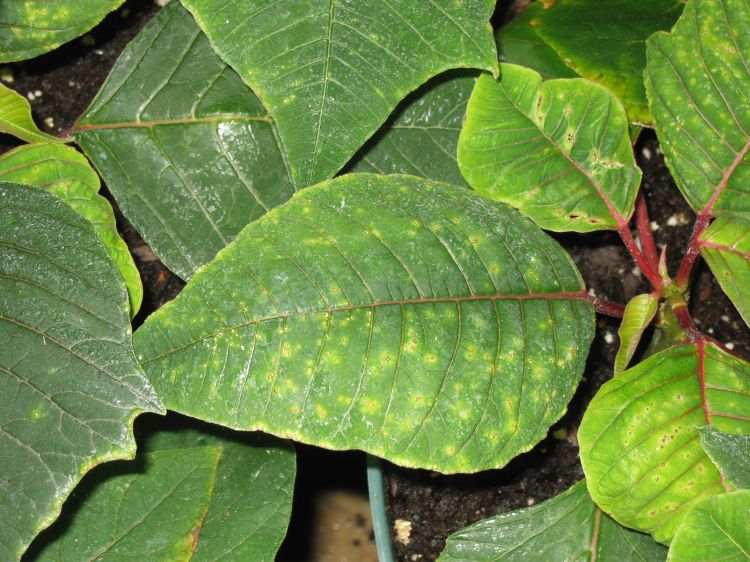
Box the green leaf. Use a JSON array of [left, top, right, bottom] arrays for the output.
[[180, 0, 499, 187], [699, 426, 750, 490], [0, 0, 124, 62], [495, 3, 578, 80], [615, 293, 658, 374], [347, 71, 474, 187], [0, 143, 142, 317], [74, 1, 295, 280], [0, 84, 65, 144], [439, 480, 667, 561], [667, 491, 750, 561], [0, 183, 162, 560], [28, 415, 296, 562], [532, 0, 683, 124], [579, 343, 750, 543], [135, 174, 594, 473], [645, 0, 750, 219], [700, 217, 750, 329], [458, 65, 641, 233]]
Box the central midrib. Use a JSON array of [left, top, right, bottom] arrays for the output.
[[72, 114, 272, 131]]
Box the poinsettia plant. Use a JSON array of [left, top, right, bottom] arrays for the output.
[[0, 0, 748, 560]]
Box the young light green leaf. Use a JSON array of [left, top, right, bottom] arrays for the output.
[[699, 426, 750, 490], [0, 143, 142, 317], [0, 84, 64, 144], [700, 217, 750, 329], [579, 343, 750, 543], [645, 0, 750, 219], [347, 71, 475, 187], [0, 183, 162, 561], [135, 174, 594, 474], [28, 415, 296, 562], [180, 0, 499, 187], [439, 481, 667, 561], [0, 0, 124, 62], [495, 2, 578, 80], [532, 0, 684, 124], [615, 293, 658, 374], [74, 2, 295, 280], [667, 491, 750, 562], [458, 65, 640, 233]]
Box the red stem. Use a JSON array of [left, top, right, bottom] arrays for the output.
[[618, 224, 663, 290], [674, 214, 711, 289], [591, 297, 626, 318], [635, 192, 659, 272]]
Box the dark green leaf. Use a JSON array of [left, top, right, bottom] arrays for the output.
[[180, 0, 499, 187], [533, 0, 683, 124], [135, 174, 594, 473], [645, 0, 750, 218], [458, 65, 640, 232], [700, 426, 750, 490], [0, 184, 162, 560], [579, 343, 750, 543], [667, 491, 750, 561], [0, 0, 123, 62], [439, 481, 667, 561], [0, 143, 142, 316], [74, 2, 295, 279]]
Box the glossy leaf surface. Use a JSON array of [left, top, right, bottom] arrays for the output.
[[439, 480, 667, 561], [347, 72, 474, 187], [700, 217, 750, 329], [667, 491, 750, 562], [645, 0, 750, 218], [135, 174, 594, 473], [615, 293, 658, 374], [180, 0, 499, 187], [0, 84, 63, 144], [699, 426, 750, 490], [495, 3, 577, 80], [0, 184, 162, 560], [532, 0, 683, 124], [74, 2, 295, 280], [579, 343, 750, 543], [0, 143, 142, 316], [29, 415, 296, 562], [459, 65, 640, 232], [0, 0, 123, 62]]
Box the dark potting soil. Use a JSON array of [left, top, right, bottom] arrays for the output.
[[4, 3, 749, 562]]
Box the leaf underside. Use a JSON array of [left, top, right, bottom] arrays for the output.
[[458, 64, 640, 232], [28, 415, 296, 562], [135, 174, 594, 474], [579, 342, 750, 543], [439, 480, 667, 562], [180, 0, 499, 187], [74, 2, 295, 280], [666, 491, 750, 562], [645, 0, 750, 219], [0, 0, 124, 62], [699, 426, 750, 490], [0, 84, 63, 144], [615, 293, 658, 374], [0, 184, 162, 560], [0, 143, 143, 317]]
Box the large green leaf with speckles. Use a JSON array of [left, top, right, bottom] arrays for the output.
[[527, 0, 683, 124], [28, 415, 295, 562], [458, 65, 640, 233], [0, 184, 162, 561], [0, 143, 142, 317], [700, 217, 750, 329], [645, 0, 750, 219], [667, 491, 750, 562], [179, 0, 499, 187], [347, 71, 475, 187], [135, 174, 594, 473], [579, 343, 750, 543], [699, 427, 750, 490], [74, 2, 295, 280], [0, 0, 124, 62], [439, 481, 667, 562]]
